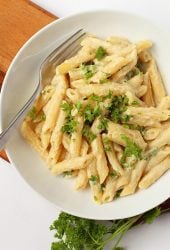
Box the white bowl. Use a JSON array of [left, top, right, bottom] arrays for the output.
[[1, 10, 170, 220]]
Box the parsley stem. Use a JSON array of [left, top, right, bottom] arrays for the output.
[[98, 215, 141, 249], [87, 231, 101, 246], [112, 224, 131, 249]]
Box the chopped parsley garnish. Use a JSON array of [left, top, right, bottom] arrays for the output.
[[97, 117, 109, 131], [131, 100, 140, 106], [103, 137, 111, 152], [109, 171, 118, 178], [75, 101, 83, 112], [106, 95, 131, 123], [81, 64, 96, 79], [61, 101, 72, 116], [89, 175, 99, 184], [61, 101, 77, 134], [120, 135, 142, 166], [82, 126, 96, 143], [28, 107, 36, 120], [40, 113, 46, 121], [95, 46, 107, 60], [89, 94, 104, 103], [83, 104, 101, 124], [63, 171, 73, 176], [100, 78, 109, 84], [61, 117, 77, 134]]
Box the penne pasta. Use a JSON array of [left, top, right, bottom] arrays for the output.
[[107, 121, 147, 150], [51, 154, 94, 175], [21, 34, 170, 205], [139, 156, 170, 189], [121, 160, 147, 196], [148, 59, 166, 105]]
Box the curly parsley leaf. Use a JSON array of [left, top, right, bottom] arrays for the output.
[[103, 137, 112, 152], [81, 64, 97, 79], [106, 95, 132, 123], [98, 117, 109, 131], [50, 205, 164, 250], [89, 175, 99, 184], [61, 102, 72, 116], [83, 104, 101, 124], [61, 117, 77, 134], [75, 101, 83, 112], [120, 135, 142, 166], [82, 126, 96, 143]]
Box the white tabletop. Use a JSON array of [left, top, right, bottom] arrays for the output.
[[1, 0, 170, 249]]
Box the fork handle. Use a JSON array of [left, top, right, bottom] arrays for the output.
[[0, 83, 40, 151]]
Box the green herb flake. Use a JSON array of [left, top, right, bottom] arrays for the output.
[[131, 100, 140, 106], [97, 117, 109, 131], [106, 95, 131, 123], [83, 104, 101, 124], [63, 171, 73, 177], [40, 113, 46, 121], [75, 101, 83, 112], [100, 78, 108, 84], [144, 207, 161, 224], [120, 135, 142, 166], [103, 137, 111, 152], [28, 107, 36, 120], [89, 175, 99, 184], [109, 171, 118, 178], [61, 117, 77, 135], [82, 126, 96, 143], [81, 64, 96, 79], [96, 46, 107, 60], [61, 102, 72, 116], [89, 94, 103, 103], [94, 196, 98, 201]]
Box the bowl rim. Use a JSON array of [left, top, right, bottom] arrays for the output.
[[1, 9, 170, 220]]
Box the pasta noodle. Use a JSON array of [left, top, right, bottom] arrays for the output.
[[21, 34, 170, 204]]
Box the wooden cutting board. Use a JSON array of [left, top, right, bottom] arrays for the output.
[[0, 0, 56, 161]]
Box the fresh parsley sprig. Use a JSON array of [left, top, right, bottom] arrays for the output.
[[61, 101, 77, 135], [106, 95, 132, 124], [50, 207, 165, 250]]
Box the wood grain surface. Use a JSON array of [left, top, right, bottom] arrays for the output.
[[0, 0, 56, 161]]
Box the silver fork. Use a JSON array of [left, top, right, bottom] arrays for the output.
[[0, 29, 86, 150]]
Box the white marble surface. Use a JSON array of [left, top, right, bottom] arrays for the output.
[[1, 0, 170, 249]]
